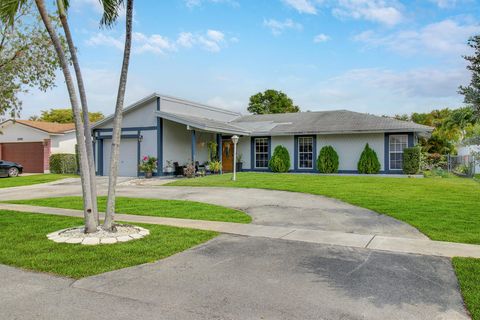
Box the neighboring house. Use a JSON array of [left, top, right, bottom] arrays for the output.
[[92, 93, 434, 177], [0, 120, 76, 173]]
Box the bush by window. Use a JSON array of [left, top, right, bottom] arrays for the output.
[[403, 147, 421, 174], [317, 146, 339, 173], [49, 153, 78, 174], [268, 145, 290, 173], [357, 144, 381, 174]]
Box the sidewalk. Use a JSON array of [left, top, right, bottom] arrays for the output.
[[1, 202, 480, 259]]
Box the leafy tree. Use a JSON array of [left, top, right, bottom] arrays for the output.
[[0, 4, 64, 120], [317, 145, 339, 173], [248, 89, 300, 114], [31, 108, 104, 123], [357, 144, 381, 174], [268, 145, 290, 173], [459, 35, 480, 119]]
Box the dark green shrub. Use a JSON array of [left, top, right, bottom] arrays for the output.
[[49, 153, 78, 174], [317, 145, 339, 173], [403, 147, 421, 174], [357, 143, 381, 174], [268, 145, 290, 173]]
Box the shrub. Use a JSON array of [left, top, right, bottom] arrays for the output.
[[317, 146, 339, 173], [403, 147, 421, 174], [268, 145, 290, 173], [357, 143, 381, 174], [49, 153, 78, 174], [139, 155, 157, 173]]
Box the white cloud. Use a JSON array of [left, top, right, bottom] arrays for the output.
[[313, 33, 330, 43], [282, 0, 317, 14], [185, 0, 239, 8], [86, 29, 233, 54], [429, 0, 458, 8], [332, 0, 403, 26], [354, 19, 479, 56], [86, 33, 124, 50], [263, 18, 303, 35]]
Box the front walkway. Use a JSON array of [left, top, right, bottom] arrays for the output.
[[1, 202, 480, 258]]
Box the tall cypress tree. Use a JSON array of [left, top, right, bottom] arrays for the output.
[[459, 35, 480, 119]]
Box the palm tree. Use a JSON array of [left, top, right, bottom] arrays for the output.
[[56, 0, 99, 223], [36, 0, 98, 232], [103, 0, 134, 231]]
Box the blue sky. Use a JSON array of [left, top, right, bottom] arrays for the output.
[[20, 0, 480, 118]]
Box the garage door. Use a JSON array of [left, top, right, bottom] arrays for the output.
[[103, 139, 138, 177], [1, 142, 44, 173]]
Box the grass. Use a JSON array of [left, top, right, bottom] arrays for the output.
[[453, 258, 480, 320], [169, 172, 480, 244], [0, 174, 75, 188], [5, 196, 251, 223], [0, 210, 217, 278]]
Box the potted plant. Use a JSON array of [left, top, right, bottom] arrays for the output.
[[164, 160, 174, 174], [236, 153, 243, 172], [183, 163, 196, 178], [209, 160, 222, 174], [139, 155, 157, 178]]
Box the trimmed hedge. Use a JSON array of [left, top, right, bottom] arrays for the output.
[[268, 145, 290, 173], [317, 145, 339, 173], [403, 147, 421, 174], [49, 153, 78, 174], [357, 143, 381, 174]]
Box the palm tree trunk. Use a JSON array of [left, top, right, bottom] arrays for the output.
[[57, 0, 99, 223], [103, 0, 134, 231], [35, 0, 97, 233]]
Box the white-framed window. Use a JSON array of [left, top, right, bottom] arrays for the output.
[[254, 138, 269, 168], [389, 135, 408, 170], [298, 136, 314, 169]]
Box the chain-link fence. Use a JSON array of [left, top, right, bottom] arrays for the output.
[[447, 154, 477, 177]]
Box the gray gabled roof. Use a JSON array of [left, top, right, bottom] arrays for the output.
[[232, 110, 433, 135], [156, 111, 250, 135]]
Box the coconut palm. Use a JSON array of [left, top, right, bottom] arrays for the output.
[[103, 0, 133, 231]]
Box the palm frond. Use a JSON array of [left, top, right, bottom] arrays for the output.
[[0, 0, 27, 25], [99, 0, 124, 28]]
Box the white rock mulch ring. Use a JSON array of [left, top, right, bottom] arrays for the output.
[[47, 224, 150, 245]]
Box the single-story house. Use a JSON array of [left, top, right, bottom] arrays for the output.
[[92, 93, 433, 177], [0, 120, 76, 173]]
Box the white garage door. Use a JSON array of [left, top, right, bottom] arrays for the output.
[[103, 139, 138, 177]]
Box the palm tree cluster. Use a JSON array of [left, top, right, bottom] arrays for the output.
[[0, 0, 134, 233]]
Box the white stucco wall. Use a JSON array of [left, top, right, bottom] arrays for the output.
[[237, 136, 251, 169], [317, 133, 385, 171], [271, 136, 294, 170], [160, 97, 240, 122], [50, 132, 76, 154], [97, 99, 157, 129], [0, 122, 49, 142], [162, 119, 192, 168]]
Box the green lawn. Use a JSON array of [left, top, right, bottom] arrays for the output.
[[6, 196, 251, 223], [0, 174, 75, 188], [453, 258, 480, 320], [0, 210, 217, 278], [170, 172, 480, 319], [169, 172, 479, 244]]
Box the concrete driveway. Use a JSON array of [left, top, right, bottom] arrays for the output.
[[0, 177, 469, 319]]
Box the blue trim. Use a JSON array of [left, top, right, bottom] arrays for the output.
[[96, 134, 139, 140], [217, 134, 222, 173], [384, 132, 414, 174], [156, 117, 163, 176], [98, 139, 104, 176], [294, 135, 317, 172], [137, 130, 141, 177], [250, 136, 271, 171], [191, 130, 196, 164], [96, 126, 156, 133]]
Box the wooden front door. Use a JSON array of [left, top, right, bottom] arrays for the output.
[[222, 140, 234, 172]]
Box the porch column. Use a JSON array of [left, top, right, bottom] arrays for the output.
[[217, 133, 222, 173], [191, 130, 196, 164]]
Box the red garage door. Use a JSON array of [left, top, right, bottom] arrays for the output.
[[1, 142, 45, 173]]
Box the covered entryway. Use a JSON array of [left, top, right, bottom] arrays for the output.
[[0, 142, 45, 173], [103, 139, 138, 177]]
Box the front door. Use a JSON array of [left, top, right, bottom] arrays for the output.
[[222, 140, 234, 172]]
